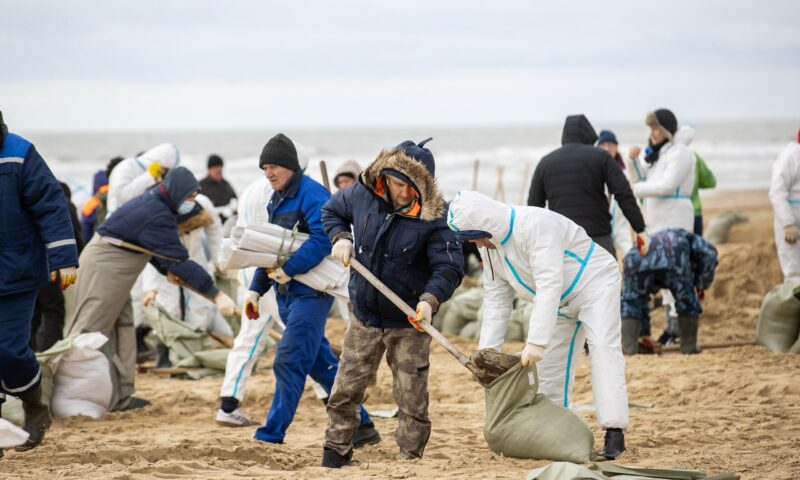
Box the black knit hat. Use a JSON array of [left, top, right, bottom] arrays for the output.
[[259, 133, 299, 171], [207, 154, 224, 169], [652, 108, 678, 136]]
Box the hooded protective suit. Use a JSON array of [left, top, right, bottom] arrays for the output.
[[107, 143, 180, 214], [629, 128, 696, 233], [448, 191, 628, 429], [769, 138, 800, 283]]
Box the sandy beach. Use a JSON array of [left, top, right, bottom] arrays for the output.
[[1, 189, 798, 480]]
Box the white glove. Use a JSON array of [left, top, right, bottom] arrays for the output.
[[215, 291, 237, 317], [268, 267, 291, 285], [785, 225, 798, 244], [332, 239, 354, 267], [521, 343, 546, 366], [50, 266, 78, 290], [244, 290, 260, 320], [143, 290, 158, 307], [408, 301, 431, 332]]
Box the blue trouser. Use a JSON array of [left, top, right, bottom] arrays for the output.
[[254, 292, 371, 443], [0, 289, 42, 398], [621, 270, 702, 336]]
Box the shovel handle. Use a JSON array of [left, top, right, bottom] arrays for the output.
[[349, 259, 474, 370]]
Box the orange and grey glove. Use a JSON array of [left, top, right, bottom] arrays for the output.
[[636, 232, 650, 256], [244, 290, 260, 320], [268, 267, 291, 285], [143, 290, 158, 307], [50, 267, 77, 290]]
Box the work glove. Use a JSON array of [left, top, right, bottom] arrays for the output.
[[636, 232, 650, 256], [696, 288, 705, 301], [628, 145, 642, 160], [268, 268, 291, 285], [520, 343, 546, 366], [407, 301, 431, 332], [784, 225, 798, 244], [166, 272, 182, 285], [147, 161, 164, 180], [332, 239, 354, 267], [143, 290, 158, 307], [244, 290, 260, 320], [50, 267, 77, 290], [215, 291, 237, 317]]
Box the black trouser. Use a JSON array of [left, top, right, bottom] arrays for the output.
[[30, 282, 65, 352], [592, 234, 616, 260]]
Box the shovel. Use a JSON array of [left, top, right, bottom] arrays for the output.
[[349, 259, 518, 385]]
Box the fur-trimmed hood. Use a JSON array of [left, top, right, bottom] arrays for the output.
[[361, 147, 444, 222]]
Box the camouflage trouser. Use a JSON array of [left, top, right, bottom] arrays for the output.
[[621, 270, 702, 336], [325, 317, 432, 458]]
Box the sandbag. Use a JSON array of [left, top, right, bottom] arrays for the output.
[[756, 283, 800, 353], [51, 332, 113, 418], [526, 461, 739, 480], [441, 288, 485, 334], [484, 363, 594, 463], [145, 303, 212, 362], [0, 419, 29, 449], [705, 211, 748, 245]]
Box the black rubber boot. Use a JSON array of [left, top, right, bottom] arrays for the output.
[[15, 385, 52, 451], [600, 428, 625, 460], [620, 317, 640, 356], [155, 343, 172, 368], [678, 315, 701, 354], [352, 421, 382, 448], [321, 447, 352, 468]]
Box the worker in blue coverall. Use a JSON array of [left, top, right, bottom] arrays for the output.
[[244, 133, 377, 445], [0, 111, 79, 455]]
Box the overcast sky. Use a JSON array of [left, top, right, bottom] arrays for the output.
[[2, 0, 799, 131]]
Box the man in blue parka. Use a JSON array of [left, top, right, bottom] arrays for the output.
[[320, 139, 464, 468], [68, 167, 237, 411], [0, 112, 79, 453], [243, 133, 375, 445]]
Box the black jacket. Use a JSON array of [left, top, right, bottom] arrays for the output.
[[527, 115, 645, 237], [199, 176, 237, 207]]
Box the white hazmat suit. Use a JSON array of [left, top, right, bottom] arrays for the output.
[[629, 128, 696, 234], [769, 139, 800, 283], [448, 191, 629, 429]]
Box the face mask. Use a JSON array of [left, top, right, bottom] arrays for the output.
[[177, 201, 196, 215]]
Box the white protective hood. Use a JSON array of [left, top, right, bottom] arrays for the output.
[[137, 143, 180, 169]]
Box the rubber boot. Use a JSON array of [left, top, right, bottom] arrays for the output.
[[321, 447, 352, 468], [15, 385, 52, 451], [600, 428, 625, 459], [352, 421, 381, 448], [155, 343, 172, 368], [135, 325, 154, 364], [620, 317, 640, 356], [678, 314, 701, 354]]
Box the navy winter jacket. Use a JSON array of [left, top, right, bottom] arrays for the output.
[[97, 185, 219, 297], [0, 132, 79, 295], [250, 173, 333, 296], [322, 147, 464, 329]]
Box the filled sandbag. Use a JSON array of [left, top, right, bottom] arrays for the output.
[[756, 283, 800, 353], [51, 333, 113, 418], [0, 419, 29, 449], [484, 363, 593, 463], [705, 211, 748, 245], [145, 303, 212, 362], [441, 288, 485, 334]]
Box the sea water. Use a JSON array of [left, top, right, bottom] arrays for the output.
[[20, 120, 796, 210]]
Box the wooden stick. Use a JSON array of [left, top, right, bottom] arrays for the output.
[[350, 259, 476, 372], [494, 165, 505, 202], [471, 159, 480, 191], [320, 160, 331, 192], [658, 341, 757, 354], [518, 163, 530, 205]]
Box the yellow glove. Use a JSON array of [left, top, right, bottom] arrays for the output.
[[784, 225, 798, 244], [147, 161, 163, 180], [521, 343, 546, 366], [268, 268, 291, 285], [50, 267, 77, 290], [143, 290, 158, 307]]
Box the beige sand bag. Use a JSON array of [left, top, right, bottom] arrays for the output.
[[756, 283, 800, 353], [484, 362, 594, 463]]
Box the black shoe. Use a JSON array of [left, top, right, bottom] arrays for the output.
[[352, 422, 381, 448], [120, 397, 151, 411], [600, 428, 625, 460], [321, 447, 352, 468], [15, 385, 52, 452]]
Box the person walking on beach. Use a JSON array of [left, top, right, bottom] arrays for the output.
[[769, 128, 800, 284], [199, 154, 238, 222], [597, 130, 636, 255], [448, 190, 629, 460], [68, 167, 237, 411], [0, 112, 79, 453], [321, 138, 464, 467], [244, 133, 376, 445], [528, 114, 647, 259]]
